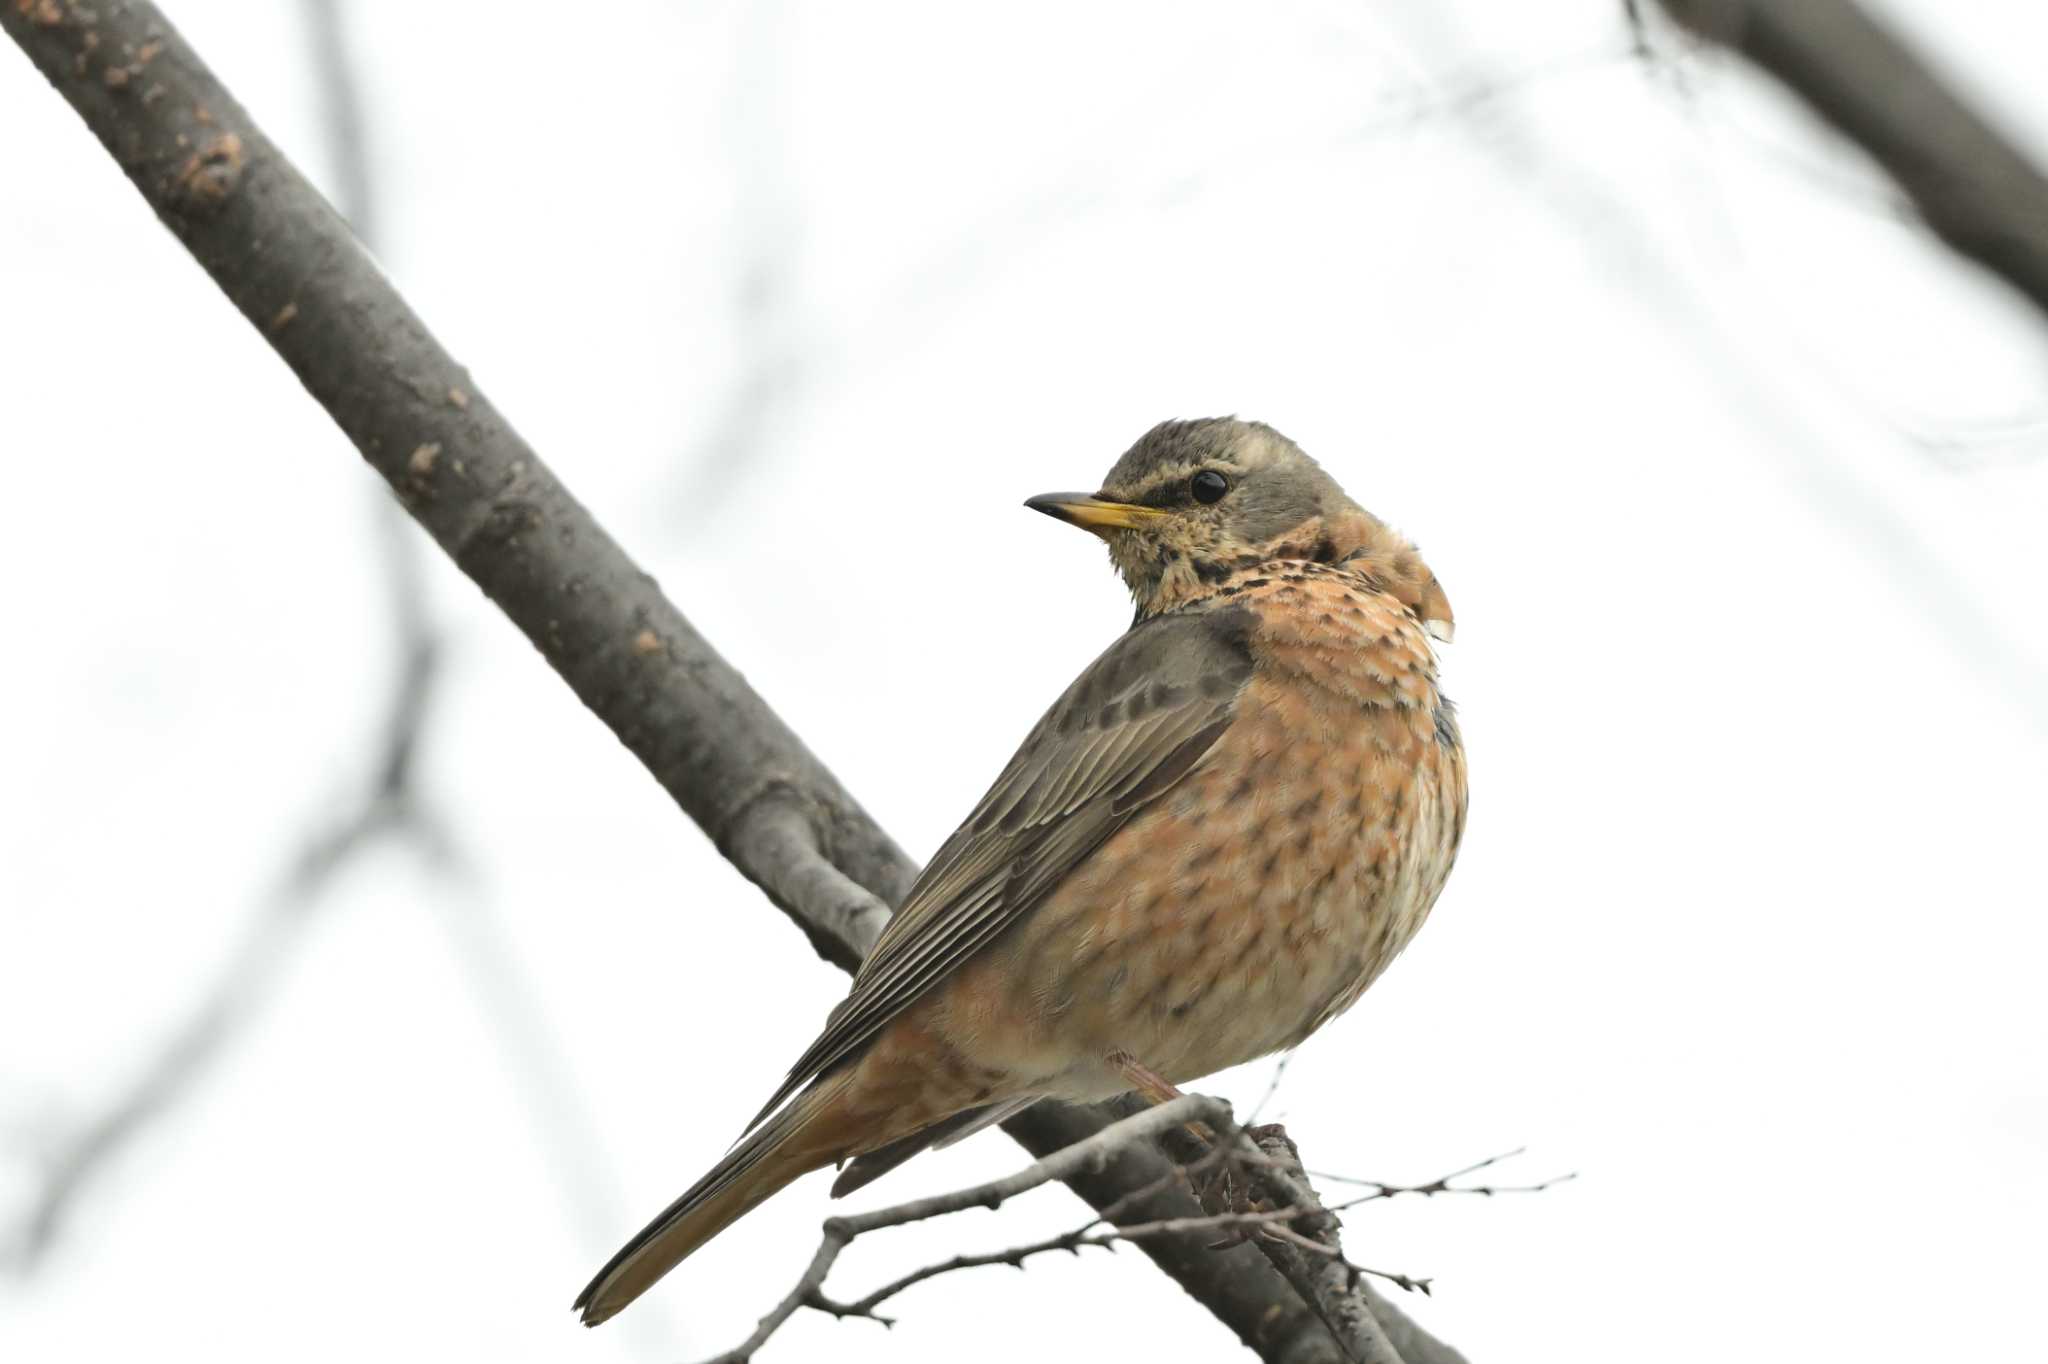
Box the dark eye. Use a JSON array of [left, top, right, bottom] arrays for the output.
[[1189, 470, 1229, 504]]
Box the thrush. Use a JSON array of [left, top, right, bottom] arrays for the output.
[[575, 417, 1467, 1325]]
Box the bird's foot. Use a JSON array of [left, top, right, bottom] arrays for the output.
[[1246, 1121, 1293, 1153]]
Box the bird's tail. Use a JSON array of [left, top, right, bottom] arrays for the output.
[[574, 1072, 854, 1327]]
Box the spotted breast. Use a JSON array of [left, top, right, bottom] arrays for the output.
[[929, 558, 1467, 1102]]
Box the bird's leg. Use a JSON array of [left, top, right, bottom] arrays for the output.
[[1107, 1049, 1184, 1106], [1106, 1049, 1272, 1236], [1107, 1048, 1225, 1168]]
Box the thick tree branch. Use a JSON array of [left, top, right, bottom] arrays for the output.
[[2, 5, 1455, 1359], [1654, 0, 2048, 318]]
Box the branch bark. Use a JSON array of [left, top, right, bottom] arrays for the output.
[[1150, 1114, 1423, 1364], [2, 4, 1456, 1359], [1655, 0, 2048, 318]]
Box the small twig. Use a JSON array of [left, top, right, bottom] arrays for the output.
[[847, 1096, 1230, 1238], [691, 1098, 1225, 1363], [1249, 1050, 1297, 1124], [815, 1197, 1432, 1326], [1310, 1147, 1580, 1207], [1258, 1222, 1434, 1296], [701, 1234, 847, 1364], [690, 1097, 1552, 1364], [808, 1232, 1117, 1324]]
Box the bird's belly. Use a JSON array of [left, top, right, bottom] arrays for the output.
[[938, 694, 1462, 1103]]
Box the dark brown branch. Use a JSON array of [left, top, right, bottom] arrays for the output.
[[1655, 0, 2048, 318], [0, 5, 1452, 1360]]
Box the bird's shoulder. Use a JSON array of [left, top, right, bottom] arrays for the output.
[[1193, 559, 1444, 710], [967, 599, 1260, 830], [742, 601, 1259, 1129]]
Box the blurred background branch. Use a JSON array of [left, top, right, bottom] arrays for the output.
[[1372, 0, 2048, 738], [4, 0, 618, 1278], [2, 0, 450, 1263], [3, 734, 439, 1270], [1653, 0, 2048, 317]]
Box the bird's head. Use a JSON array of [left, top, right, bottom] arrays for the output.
[[1028, 417, 1454, 636]]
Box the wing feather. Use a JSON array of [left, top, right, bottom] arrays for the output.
[[745, 605, 1255, 1130]]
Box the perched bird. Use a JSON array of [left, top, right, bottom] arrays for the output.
[[575, 417, 1467, 1325]]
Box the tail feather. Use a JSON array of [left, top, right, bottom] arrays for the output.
[[574, 1075, 850, 1327], [828, 1096, 1035, 1198]]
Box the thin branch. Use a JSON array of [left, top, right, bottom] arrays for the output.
[[816, 1205, 1418, 1328], [705, 1234, 846, 1364], [1655, 0, 2048, 318], [1153, 1115, 1559, 1364], [703, 1101, 1560, 1364], [1310, 1148, 1579, 1205], [1250, 1050, 1298, 1125], [812, 1233, 1115, 1325], [918, 1099, 1415, 1364], [0, 7, 1458, 1361], [696, 1098, 1223, 1364]]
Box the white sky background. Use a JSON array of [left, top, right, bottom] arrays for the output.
[[4, 1, 2047, 1361]]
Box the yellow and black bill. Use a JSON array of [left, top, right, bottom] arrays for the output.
[[1023, 492, 1168, 535]]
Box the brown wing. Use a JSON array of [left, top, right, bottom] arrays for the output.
[[745, 603, 1255, 1130]]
